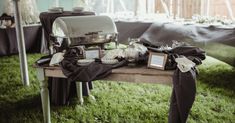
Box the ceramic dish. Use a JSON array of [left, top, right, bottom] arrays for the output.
[[48, 9, 63, 13], [77, 59, 95, 66], [72, 7, 84, 13], [101, 59, 119, 65]]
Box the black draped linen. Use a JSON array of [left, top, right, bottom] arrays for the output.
[[165, 46, 205, 123], [169, 68, 197, 123], [0, 25, 42, 56], [60, 48, 113, 82], [142, 35, 205, 123]]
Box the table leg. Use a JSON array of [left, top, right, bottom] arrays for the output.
[[36, 68, 51, 123], [86, 82, 96, 101], [76, 82, 84, 105]]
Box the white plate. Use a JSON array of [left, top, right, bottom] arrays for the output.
[[73, 7, 84, 11], [48, 9, 63, 13], [78, 59, 94, 64], [48, 11, 63, 14], [101, 59, 119, 65]]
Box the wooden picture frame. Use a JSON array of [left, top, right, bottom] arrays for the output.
[[85, 48, 101, 59], [147, 52, 168, 70]]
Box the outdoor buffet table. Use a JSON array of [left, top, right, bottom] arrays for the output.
[[35, 12, 206, 123], [35, 65, 174, 123]]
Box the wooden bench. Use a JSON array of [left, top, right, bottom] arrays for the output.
[[35, 65, 174, 123]]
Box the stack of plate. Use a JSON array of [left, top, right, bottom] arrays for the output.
[[48, 7, 63, 13], [72, 7, 84, 13], [101, 59, 119, 65], [77, 59, 94, 66]]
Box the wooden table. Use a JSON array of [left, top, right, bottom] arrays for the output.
[[35, 65, 173, 123]]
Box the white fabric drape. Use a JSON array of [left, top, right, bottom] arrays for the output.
[[2, 0, 39, 25], [72, 0, 234, 20], [73, 0, 168, 20]]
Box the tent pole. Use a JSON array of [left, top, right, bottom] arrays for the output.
[[206, 0, 210, 16], [12, 0, 30, 86]]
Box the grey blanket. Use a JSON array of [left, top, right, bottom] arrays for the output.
[[140, 21, 235, 46], [140, 21, 235, 66]]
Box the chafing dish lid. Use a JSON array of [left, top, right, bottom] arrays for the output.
[[52, 15, 118, 38]]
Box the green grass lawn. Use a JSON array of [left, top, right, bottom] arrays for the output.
[[0, 54, 234, 123]]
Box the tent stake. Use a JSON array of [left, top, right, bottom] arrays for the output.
[[12, 0, 30, 86]]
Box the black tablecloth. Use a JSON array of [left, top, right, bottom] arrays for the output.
[[115, 21, 152, 44], [0, 25, 42, 56], [39, 11, 95, 105], [0, 28, 8, 55], [139, 21, 235, 66], [140, 22, 235, 47]]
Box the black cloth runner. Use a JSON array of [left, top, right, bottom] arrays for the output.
[[169, 68, 197, 123], [60, 48, 113, 82], [166, 46, 205, 123], [146, 45, 205, 123]]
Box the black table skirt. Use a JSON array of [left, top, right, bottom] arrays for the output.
[[39, 11, 96, 105], [0, 25, 43, 56]]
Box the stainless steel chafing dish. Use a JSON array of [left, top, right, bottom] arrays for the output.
[[50, 15, 118, 54]]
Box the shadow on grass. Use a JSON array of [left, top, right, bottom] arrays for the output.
[[199, 69, 235, 90], [198, 59, 235, 96], [0, 94, 43, 123]]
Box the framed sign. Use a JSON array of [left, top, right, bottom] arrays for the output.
[[147, 52, 168, 70], [85, 48, 101, 59]]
